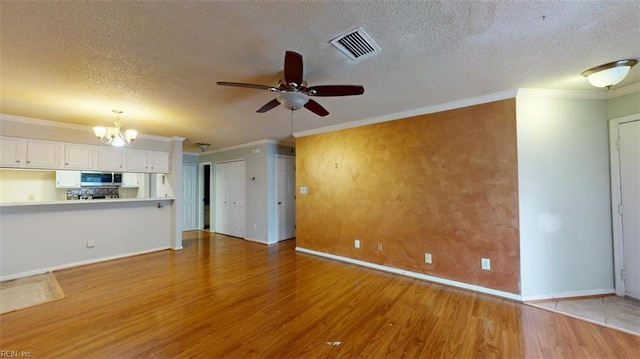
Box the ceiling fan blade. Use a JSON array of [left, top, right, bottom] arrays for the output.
[[217, 81, 277, 91], [284, 51, 303, 86], [304, 99, 329, 117], [257, 98, 281, 113], [306, 85, 365, 97]]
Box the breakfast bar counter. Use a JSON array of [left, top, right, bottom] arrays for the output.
[[0, 197, 175, 280]]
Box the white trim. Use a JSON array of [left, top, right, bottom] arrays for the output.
[[243, 237, 268, 245], [609, 113, 640, 297], [213, 139, 277, 153], [608, 82, 640, 99], [522, 288, 615, 302], [0, 113, 172, 142], [295, 247, 522, 301], [0, 246, 170, 281], [294, 89, 518, 138], [516, 88, 608, 100]]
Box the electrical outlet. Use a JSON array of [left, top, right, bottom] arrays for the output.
[[354, 239, 360, 249], [377, 242, 383, 251], [481, 258, 491, 270], [86, 240, 95, 248], [424, 253, 432, 264]]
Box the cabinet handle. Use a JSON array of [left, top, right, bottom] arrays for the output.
[[15, 160, 20, 163], [26, 161, 31, 164]]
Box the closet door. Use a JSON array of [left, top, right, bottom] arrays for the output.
[[214, 161, 245, 238], [230, 161, 246, 238], [215, 163, 230, 235]]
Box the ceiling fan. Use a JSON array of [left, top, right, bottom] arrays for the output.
[[216, 51, 364, 117]]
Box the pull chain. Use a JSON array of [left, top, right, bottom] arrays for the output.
[[290, 110, 294, 154]]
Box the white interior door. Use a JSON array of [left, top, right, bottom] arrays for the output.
[[215, 163, 230, 235], [276, 156, 296, 241], [619, 120, 640, 300], [182, 165, 198, 231], [215, 161, 245, 238], [230, 161, 246, 238]]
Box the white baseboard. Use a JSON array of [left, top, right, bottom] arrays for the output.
[[0, 246, 170, 281], [243, 237, 268, 245], [295, 247, 522, 301], [522, 288, 615, 302]]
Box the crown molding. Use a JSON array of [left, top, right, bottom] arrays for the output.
[[608, 82, 640, 99], [516, 88, 608, 100], [0, 113, 173, 142], [294, 89, 518, 138], [212, 139, 277, 153]]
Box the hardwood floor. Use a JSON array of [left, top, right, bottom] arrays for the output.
[[1, 231, 638, 358]]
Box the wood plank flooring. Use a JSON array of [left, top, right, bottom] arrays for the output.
[[1, 231, 638, 358]]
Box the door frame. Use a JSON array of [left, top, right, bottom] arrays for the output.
[[275, 154, 295, 242], [609, 113, 640, 296], [198, 161, 212, 230]]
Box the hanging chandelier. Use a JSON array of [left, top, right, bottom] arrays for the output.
[[93, 110, 138, 147]]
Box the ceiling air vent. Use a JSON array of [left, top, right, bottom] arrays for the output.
[[330, 27, 380, 61]]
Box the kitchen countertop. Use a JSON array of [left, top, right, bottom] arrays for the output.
[[0, 197, 175, 208]]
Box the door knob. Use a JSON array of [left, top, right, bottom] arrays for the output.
[[278, 202, 282, 205]]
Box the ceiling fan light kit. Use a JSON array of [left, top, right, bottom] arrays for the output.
[[277, 91, 309, 110], [217, 51, 364, 116], [581, 59, 637, 88]]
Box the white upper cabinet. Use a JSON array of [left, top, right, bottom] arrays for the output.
[[126, 149, 149, 172], [148, 151, 170, 173], [0, 136, 170, 173], [0, 137, 26, 167], [55, 170, 81, 188], [125, 150, 170, 173], [121, 172, 141, 187], [97, 148, 125, 171], [25, 140, 60, 168], [63, 144, 93, 170]]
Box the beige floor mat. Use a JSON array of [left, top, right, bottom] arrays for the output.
[[0, 272, 65, 314]]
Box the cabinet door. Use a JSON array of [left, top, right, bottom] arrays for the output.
[[125, 150, 148, 172], [26, 141, 60, 168], [121, 173, 140, 187], [64, 144, 93, 170], [149, 151, 170, 173], [0, 137, 26, 167], [97, 148, 125, 171], [56, 170, 81, 188]]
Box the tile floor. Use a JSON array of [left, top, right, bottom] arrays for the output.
[[528, 295, 640, 336]]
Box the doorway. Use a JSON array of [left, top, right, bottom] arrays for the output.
[[610, 115, 639, 300], [199, 162, 212, 230]]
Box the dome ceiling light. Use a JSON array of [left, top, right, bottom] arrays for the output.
[[581, 59, 637, 89]]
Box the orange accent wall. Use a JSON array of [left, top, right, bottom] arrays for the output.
[[296, 99, 520, 294]]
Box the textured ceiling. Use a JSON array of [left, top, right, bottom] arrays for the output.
[[1, 1, 639, 151]]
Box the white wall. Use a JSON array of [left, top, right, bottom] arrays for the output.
[[517, 89, 614, 299], [0, 199, 173, 279]]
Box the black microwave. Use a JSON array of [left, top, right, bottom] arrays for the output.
[[80, 172, 123, 187]]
